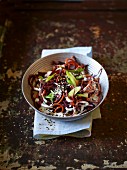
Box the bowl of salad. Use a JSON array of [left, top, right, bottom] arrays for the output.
[[22, 52, 109, 121]]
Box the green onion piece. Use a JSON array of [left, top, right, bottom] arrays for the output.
[[77, 93, 88, 98], [66, 70, 78, 87], [76, 75, 83, 79], [66, 78, 74, 85], [45, 73, 55, 82], [68, 86, 81, 97], [68, 68, 84, 73], [38, 76, 43, 80]]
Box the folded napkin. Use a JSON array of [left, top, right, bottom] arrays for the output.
[[42, 47, 92, 58], [33, 47, 101, 140]]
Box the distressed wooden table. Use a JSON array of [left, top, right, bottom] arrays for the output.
[[0, 1, 127, 169]]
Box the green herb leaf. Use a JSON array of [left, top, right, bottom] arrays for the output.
[[45, 90, 54, 102]]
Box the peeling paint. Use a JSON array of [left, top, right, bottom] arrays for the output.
[[78, 144, 82, 149], [35, 141, 46, 145], [0, 100, 9, 111], [106, 20, 115, 24], [46, 33, 54, 39], [103, 160, 109, 166], [89, 26, 101, 39], [74, 159, 79, 162], [81, 163, 99, 170], [27, 165, 57, 170], [66, 167, 75, 170], [103, 160, 127, 168], [0, 73, 5, 80], [6, 68, 22, 79], [0, 165, 57, 170]]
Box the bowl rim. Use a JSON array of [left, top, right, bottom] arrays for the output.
[[22, 52, 109, 121]]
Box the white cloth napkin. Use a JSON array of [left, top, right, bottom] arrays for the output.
[[33, 47, 101, 140], [41, 47, 92, 58]]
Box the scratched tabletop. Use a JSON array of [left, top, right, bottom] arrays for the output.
[[0, 1, 127, 170]]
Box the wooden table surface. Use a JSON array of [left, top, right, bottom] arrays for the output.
[[0, 1, 127, 169]]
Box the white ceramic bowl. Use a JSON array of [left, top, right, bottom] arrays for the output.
[[22, 52, 109, 121]]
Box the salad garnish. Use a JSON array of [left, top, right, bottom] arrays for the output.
[[28, 56, 102, 117]]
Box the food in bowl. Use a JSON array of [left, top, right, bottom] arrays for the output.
[[28, 56, 102, 117]]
